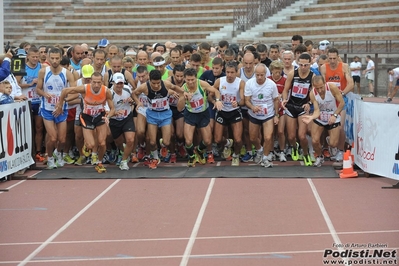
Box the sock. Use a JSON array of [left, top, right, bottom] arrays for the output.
[[185, 144, 194, 157], [198, 141, 207, 151], [152, 150, 159, 160]]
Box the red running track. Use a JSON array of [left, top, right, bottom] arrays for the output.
[[0, 177, 398, 265]]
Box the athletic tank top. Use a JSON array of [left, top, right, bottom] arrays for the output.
[[325, 62, 347, 92], [219, 77, 241, 112], [314, 82, 341, 125], [82, 84, 107, 117], [111, 88, 132, 120], [22, 62, 41, 104], [161, 70, 169, 81], [41, 67, 68, 111], [239, 67, 255, 82], [146, 81, 170, 111], [168, 76, 184, 107], [183, 80, 208, 113], [288, 69, 314, 106]]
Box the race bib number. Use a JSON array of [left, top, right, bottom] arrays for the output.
[[85, 105, 104, 116], [47, 95, 60, 105], [221, 94, 237, 104], [319, 111, 331, 122], [169, 95, 179, 105], [292, 82, 309, 99], [116, 109, 128, 118], [255, 106, 268, 116], [189, 97, 204, 109], [28, 90, 39, 100], [151, 98, 168, 110], [139, 97, 149, 107]]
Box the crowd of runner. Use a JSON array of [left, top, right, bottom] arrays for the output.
[[1, 35, 397, 173]]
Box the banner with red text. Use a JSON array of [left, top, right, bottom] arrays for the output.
[[353, 99, 399, 180], [0, 101, 34, 178]]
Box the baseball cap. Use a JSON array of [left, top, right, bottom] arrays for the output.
[[17, 49, 27, 56], [319, 40, 330, 51], [81, 65, 94, 78], [113, 73, 125, 84], [98, 38, 109, 48]]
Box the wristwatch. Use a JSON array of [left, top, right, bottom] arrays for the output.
[[215, 98, 220, 102], [333, 113, 338, 118]]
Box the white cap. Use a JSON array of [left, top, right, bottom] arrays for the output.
[[319, 40, 330, 51], [112, 73, 125, 84]]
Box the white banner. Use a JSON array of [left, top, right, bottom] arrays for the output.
[[0, 101, 34, 178], [353, 99, 399, 180]]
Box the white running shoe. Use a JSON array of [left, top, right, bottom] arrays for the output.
[[267, 152, 276, 161], [46, 157, 57, 170], [119, 160, 129, 170], [254, 152, 263, 164], [279, 152, 287, 162], [313, 156, 324, 167], [261, 158, 273, 168]]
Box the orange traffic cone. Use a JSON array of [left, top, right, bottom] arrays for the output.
[[340, 150, 358, 178]]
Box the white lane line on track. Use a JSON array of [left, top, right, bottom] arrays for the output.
[[0, 180, 26, 194], [307, 178, 349, 265], [18, 179, 121, 266], [3, 229, 399, 246], [7, 247, 399, 264], [180, 178, 215, 266]]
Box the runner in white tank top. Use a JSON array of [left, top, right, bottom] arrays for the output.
[[301, 76, 345, 167]]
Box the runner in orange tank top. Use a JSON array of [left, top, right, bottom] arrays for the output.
[[320, 48, 353, 162], [57, 72, 116, 173]]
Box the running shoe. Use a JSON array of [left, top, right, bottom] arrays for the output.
[[95, 163, 107, 173], [178, 143, 187, 158], [164, 153, 171, 163], [159, 138, 168, 158], [241, 152, 253, 162], [149, 158, 160, 169], [279, 152, 287, 162], [137, 146, 145, 160], [313, 156, 324, 167], [222, 139, 233, 159], [131, 154, 139, 163], [74, 156, 86, 166], [195, 148, 206, 165], [63, 154, 75, 164], [170, 154, 177, 163], [291, 143, 299, 161], [303, 154, 313, 166], [46, 157, 57, 170], [232, 156, 240, 166], [187, 155, 196, 167], [91, 154, 99, 165], [35, 153, 45, 162], [207, 153, 215, 164], [119, 160, 129, 170], [82, 145, 91, 157], [261, 158, 273, 168]]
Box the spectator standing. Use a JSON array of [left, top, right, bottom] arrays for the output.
[[385, 67, 399, 103], [350, 56, 362, 94], [362, 55, 375, 97]]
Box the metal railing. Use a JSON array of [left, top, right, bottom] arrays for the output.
[[233, 0, 296, 36]]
